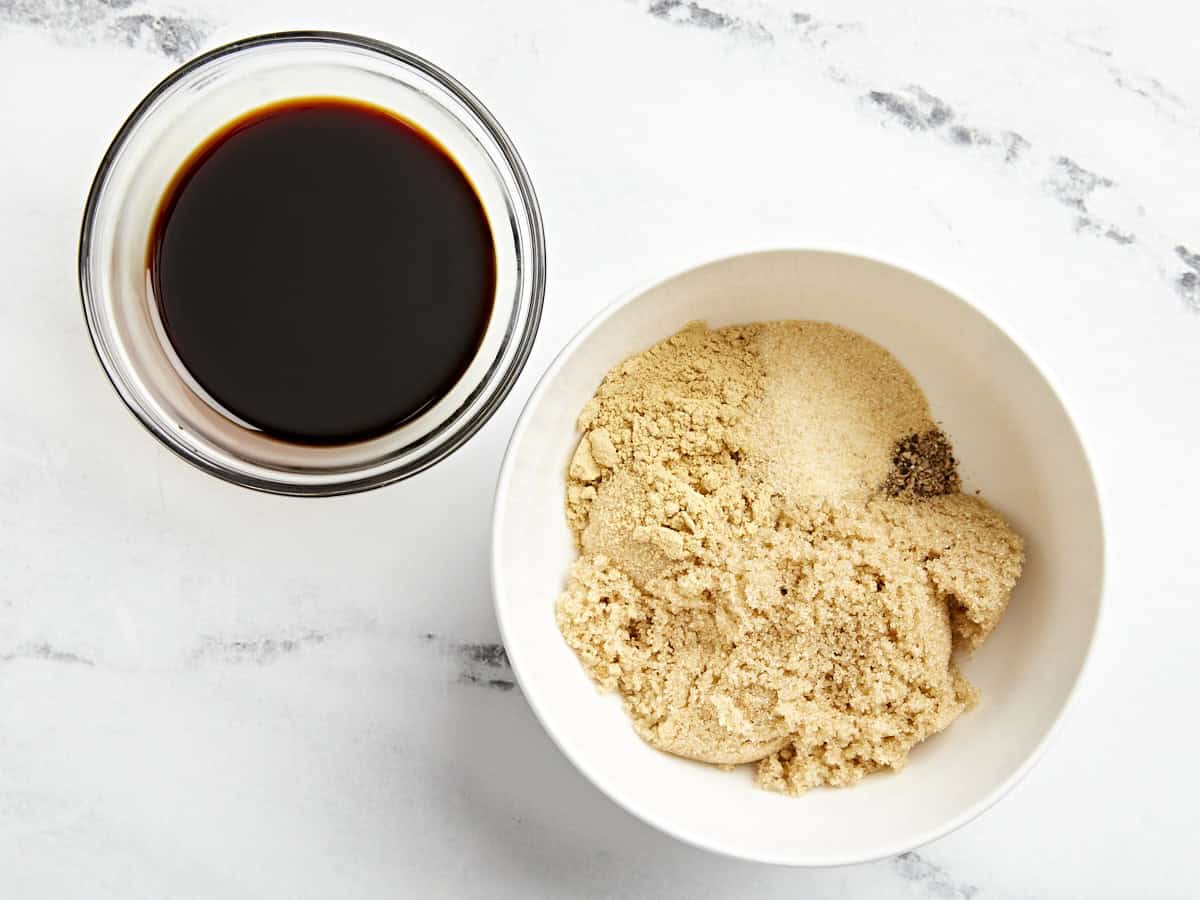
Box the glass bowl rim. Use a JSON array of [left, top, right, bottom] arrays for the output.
[[79, 30, 546, 497]]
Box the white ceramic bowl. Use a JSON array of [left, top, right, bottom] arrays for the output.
[[492, 249, 1104, 866]]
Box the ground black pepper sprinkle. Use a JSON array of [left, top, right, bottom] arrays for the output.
[[883, 429, 961, 498]]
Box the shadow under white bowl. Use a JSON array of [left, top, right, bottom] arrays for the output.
[[492, 248, 1104, 866]]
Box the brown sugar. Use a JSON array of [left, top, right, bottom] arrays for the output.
[[556, 321, 1025, 795]]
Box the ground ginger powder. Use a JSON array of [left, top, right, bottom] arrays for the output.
[[556, 321, 1025, 795]]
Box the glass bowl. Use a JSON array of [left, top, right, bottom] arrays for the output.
[[79, 31, 545, 496]]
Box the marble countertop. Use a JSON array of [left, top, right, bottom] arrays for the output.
[[2, 1, 1197, 896]]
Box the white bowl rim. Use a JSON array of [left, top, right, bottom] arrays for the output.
[[491, 243, 1107, 867]]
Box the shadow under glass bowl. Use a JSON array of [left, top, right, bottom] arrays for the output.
[[80, 31, 545, 496]]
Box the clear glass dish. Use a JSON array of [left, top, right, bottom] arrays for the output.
[[79, 31, 545, 496]]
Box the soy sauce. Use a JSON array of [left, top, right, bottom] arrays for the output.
[[149, 98, 496, 444]]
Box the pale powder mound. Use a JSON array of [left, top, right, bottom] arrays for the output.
[[566, 321, 765, 540], [555, 321, 1025, 795], [748, 322, 933, 501]]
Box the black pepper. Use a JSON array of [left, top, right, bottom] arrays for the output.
[[882, 429, 961, 499]]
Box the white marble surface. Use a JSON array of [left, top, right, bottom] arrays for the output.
[[1, 1, 1198, 896]]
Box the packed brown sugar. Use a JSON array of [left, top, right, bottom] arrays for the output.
[[556, 321, 1024, 795]]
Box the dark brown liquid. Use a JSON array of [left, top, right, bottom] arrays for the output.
[[149, 98, 496, 444]]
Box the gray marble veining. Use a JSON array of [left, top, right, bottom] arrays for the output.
[[0, 0, 211, 59], [892, 852, 979, 899], [0, 0, 1197, 896], [637, 0, 1199, 310], [0, 641, 95, 666]]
